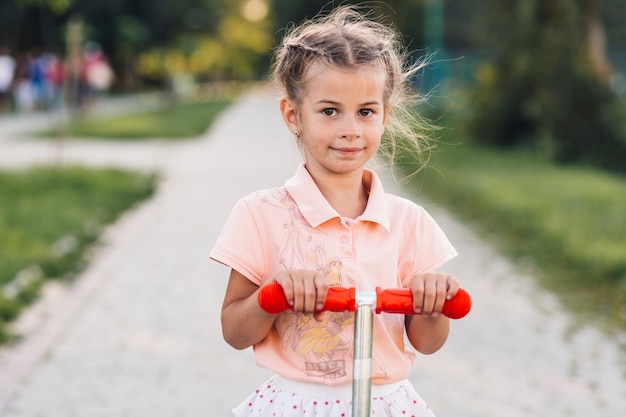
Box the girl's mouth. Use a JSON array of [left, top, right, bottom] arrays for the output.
[[332, 147, 363, 156]]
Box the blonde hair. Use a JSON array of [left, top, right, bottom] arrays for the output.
[[270, 5, 434, 172]]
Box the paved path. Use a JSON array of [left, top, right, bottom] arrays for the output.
[[0, 88, 625, 417]]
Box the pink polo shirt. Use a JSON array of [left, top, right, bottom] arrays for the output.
[[211, 163, 457, 386]]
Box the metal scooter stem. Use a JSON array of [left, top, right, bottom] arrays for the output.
[[257, 282, 471, 416], [352, 292, 377, 417]]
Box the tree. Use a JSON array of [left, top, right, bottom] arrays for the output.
[[582, 0, 612, 84], [1, 0, 274, 88], [17, 0, 71, 14], [467, 0, 626, 172]]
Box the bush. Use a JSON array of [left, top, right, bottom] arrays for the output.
[[467, 0, 626, 173]]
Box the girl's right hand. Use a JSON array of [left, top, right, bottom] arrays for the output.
[[266, 269, 328, 318]]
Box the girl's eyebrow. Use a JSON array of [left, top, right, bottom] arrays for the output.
[[315, 99, 382, 107], [316, 99, 340, 106], [361, 100, 383, 107]]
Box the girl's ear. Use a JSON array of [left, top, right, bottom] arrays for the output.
[[280, 97, 299, 134], [382, 105, 391, 126]]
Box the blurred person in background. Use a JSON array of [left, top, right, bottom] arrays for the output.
[[0, 47, 16, 112], [14, 52, 35, 113], [43, 50, 66, 111], [29, 49, 47, 110], [80, 41, 114, 110]]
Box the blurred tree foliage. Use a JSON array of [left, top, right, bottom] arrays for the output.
[[16, 0, 71, 15], [0, 1, 436, 85], [269, 1, 425, 47], [2, 0, 625, 173], [467, 0, 626, 172], [1, 0, 273, 86]]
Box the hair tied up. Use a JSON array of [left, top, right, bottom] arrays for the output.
[[285, 41, 326, 57]]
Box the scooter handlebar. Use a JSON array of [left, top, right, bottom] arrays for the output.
[[375, 287, 471, 319], [258, 283, 356, 314], [258, 282, 471, 319]]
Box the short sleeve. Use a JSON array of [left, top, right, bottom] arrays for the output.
[[210, 197, 267, 285], [399, 204, 458, 287]]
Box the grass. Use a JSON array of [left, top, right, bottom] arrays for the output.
[[0, 166, 157, 343], [43, 99, 232, 139], [0, 95, 233, 344], [402, 140, 626, 330]]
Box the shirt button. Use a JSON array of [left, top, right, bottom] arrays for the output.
[[341, 236, 349, 244]]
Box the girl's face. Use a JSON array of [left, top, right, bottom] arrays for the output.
[[281, 62, 389, 179]]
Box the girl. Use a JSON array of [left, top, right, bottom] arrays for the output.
[[211, 6, 460, 417]]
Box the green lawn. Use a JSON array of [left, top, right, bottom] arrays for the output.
[[1, 96, 233, 344], [404, 141, 626, 330], [44, 99, 232, 139], [0, 166, 157, 342]]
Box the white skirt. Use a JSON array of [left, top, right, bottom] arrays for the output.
[[233, 375, 436, 417]]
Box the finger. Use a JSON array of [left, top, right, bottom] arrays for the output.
[[421, 278, 438, 316], [301, 274, 318, 314], [314, 274, 328, 311], [431, 279, 449, 317], [274, 273, 295, 307], [290, 272, 307, 312], [411, 275, 425, 314], [445, 276, 460, 300]]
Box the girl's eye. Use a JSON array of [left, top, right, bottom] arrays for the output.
[[359, 109, 373, 117], [322, 108, 337, 116]]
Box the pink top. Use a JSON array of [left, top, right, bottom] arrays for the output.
[[211, 163, 457, 386]]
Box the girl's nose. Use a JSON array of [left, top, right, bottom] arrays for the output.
[[339, 115, 361, 139]]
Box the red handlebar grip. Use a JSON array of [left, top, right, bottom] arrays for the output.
[[376, 287, 472, 319], [442, 288, 472, 319], [257, 282, 291, 314], [258, 282, 356, 314], [258, 282, 471, 319]]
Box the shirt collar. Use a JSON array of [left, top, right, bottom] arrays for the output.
[[285, 163, 390, 231]]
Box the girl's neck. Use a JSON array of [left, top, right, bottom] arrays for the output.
[[308, 167, 369, 219]]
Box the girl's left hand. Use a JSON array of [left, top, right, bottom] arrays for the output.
[[408, 272, 459, 317]]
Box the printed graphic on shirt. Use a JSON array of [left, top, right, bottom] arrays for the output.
[[258, 189, 387, 382]]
